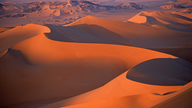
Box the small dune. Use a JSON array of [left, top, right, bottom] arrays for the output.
[[128, 11, 192, 32]]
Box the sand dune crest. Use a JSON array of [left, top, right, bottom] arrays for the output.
[[0, 24, 50, 57]]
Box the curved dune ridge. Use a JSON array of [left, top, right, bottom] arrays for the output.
[[0, 12, 192, 108], [0, 24, 50, 57], [128, 11, 192, 32], [64, 15, 192, 48], [64, 15, 192, 62]]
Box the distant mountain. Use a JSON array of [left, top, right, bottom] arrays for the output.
[[24, 0, 147, 11], [65, 0, 148, 10], [0, 0, 147, 18], [159, 3, 185, 9], [0, 3, 4, 11], [116, 2, 147, 10], [0, 3, 19, 11], [21, 0, 147, 17], [180, 8, 192, 13]]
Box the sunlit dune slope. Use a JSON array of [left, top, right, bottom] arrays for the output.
[[152, 81, 192, 108], [41, 81, 192, 108], [39, 81, 192, 108], [48, 93, 168, 108]]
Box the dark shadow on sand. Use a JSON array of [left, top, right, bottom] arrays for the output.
[[151, 47, 192, 64], [44, 24, 131, 46], [44, 24, 192, 64], [126, 58, 192, 86]]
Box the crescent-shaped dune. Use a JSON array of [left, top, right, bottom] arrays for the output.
[[128, 11, 192, 32], [128, 11, 192, 24], [0, 11, 192, 108]]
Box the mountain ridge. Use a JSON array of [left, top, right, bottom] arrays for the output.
[[0, 0, 147, 18]]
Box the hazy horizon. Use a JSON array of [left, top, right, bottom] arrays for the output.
[[0, 0, 170, 5]]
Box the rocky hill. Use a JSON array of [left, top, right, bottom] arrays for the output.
[[160, 3, 185, 9], [0, 0, 147, 18]]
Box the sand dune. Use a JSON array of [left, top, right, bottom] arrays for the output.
[[0, 11, 192, 108], [0, 28, 179, 107], [64, 15, 192, 62], [40, 57, 192, 108], [128, 11, 192, 32], [0, 24, 50, 57], [152, 81, 192, 108], [65, 15, 192, 48], [173, 8, 192, 19], [41, 84, 192, 108], [39, 81, 192, 108]]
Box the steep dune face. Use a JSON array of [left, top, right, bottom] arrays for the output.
[[64, 15, 192, 62], [128, 11, 192, 32]]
